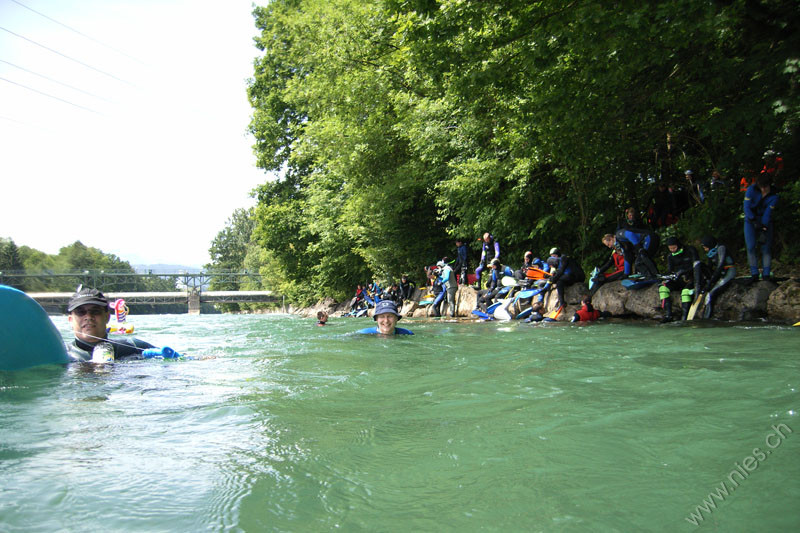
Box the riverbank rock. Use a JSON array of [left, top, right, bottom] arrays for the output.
[[591, 277, 795, 322], [767, 279, 800, 324]]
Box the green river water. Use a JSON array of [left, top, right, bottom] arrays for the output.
[[0, 314, 798, 532]]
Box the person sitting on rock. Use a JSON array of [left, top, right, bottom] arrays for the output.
[[615, 225, 660, 279], [398, 275, 416, 303], [547, 248, 585, 311], [350, 284, 367, 310], [476, 259, 513, 312], [699, 235, 736, 319], [383, 283, 402, 305], [659, 236, 703, 322], [590, 234, 627, 293]]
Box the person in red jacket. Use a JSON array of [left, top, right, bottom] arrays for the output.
[[590, 234, 627, 294], [571, 295, 611, 322]]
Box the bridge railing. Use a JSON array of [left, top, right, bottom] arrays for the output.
[[0, 270, 264, 293]]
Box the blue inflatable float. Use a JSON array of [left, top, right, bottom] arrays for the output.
[[0, 285, 69, 371]]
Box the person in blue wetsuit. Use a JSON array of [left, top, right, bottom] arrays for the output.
[[476, 259, 514, 311], [546, 248, 585, 310], [66, 287, 154, 362], [699, 235, 736, 319], [453, 239, 469, 286], [357, 300, 413, 335], [473, 232, 500, 288], [743, 175, 779, 282], [615, 225, 660, 279], [431, 260, 457, 317]]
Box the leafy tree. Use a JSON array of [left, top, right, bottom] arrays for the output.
[[244, 0, 798, 303], [0, 238, 25, 289]]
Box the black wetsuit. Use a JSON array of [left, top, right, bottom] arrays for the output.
[[702, 244, 736, 318], [68, 337, 155, 362], [399, 280, 416, 301], [548, 255, 585, 308], [383, 287, 402, 304], [660, 245, 703, 320], [454, 244, 469, 285]]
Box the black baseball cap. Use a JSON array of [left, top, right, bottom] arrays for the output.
[[67, 287, 109, 312]]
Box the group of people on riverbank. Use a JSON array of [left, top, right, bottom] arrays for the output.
[[347, 159, 781, 325]]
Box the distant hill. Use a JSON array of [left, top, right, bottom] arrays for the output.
[[133, 264, 203, 274]]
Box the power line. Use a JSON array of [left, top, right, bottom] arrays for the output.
[[0, 25, 135, 86], [0, 58, 115, 103], [9, 0, 146, 65], [0, 76, 102, 114]]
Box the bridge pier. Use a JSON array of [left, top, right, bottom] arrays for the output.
[[188, 290, 201, 315]]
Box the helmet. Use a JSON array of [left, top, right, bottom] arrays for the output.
[[549, 247, 560, 256], [700, 235, 717, 249]]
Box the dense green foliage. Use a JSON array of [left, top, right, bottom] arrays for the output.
[[238, 0, 798, 303]]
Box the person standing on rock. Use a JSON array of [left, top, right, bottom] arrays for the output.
[[743, 174, 779, 282], [474, 232, 500, 289], [454, 239, 469, 286], [431, 260, 458, 318]]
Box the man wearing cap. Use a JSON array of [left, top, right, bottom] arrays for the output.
[[357, 300, 414, 335], [66, 287, 154, 362]]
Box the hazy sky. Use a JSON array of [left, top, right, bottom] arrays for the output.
[[0, 0, 271, 267]]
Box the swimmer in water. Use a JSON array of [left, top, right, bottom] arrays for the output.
[[357, 300, 414, 335]]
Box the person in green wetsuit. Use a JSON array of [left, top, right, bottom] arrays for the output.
[[659, 237, 703, 322]]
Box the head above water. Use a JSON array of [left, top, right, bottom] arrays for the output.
[[373, 300, 401, 334], [67, 286, 110, 344], [373, 300, 401, 320]]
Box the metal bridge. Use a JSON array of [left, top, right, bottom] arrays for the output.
[[0, 271, 280, 314]]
